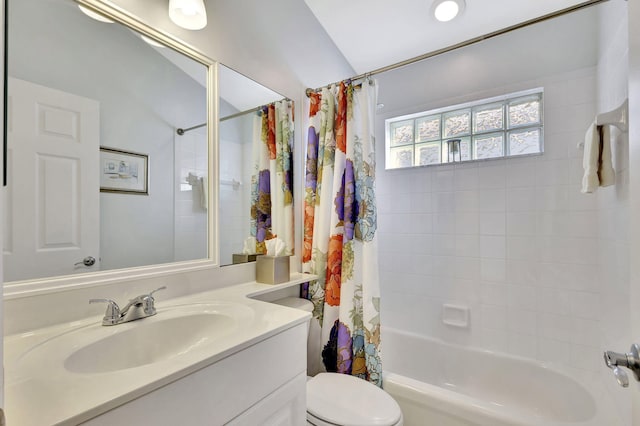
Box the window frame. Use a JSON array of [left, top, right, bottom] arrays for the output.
[[385, 88, 544, 169]]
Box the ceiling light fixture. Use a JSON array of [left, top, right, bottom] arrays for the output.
[[78, 5, 114, 23], [168, 0, 208, 30], [432, 0, 465, 22]]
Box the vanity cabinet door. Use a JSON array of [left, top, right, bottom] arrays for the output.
[[226, 373, 306, 426]]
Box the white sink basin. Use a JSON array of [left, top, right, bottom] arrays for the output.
[[66, 312, 235, 373], [17, 302, 255, 374]]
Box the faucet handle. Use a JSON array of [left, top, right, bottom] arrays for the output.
[[143, 286, 167, 315], [89, 299, 121, 326], [613, 366, 630, 387], [149, 286, 167, 298], [604, 344, 640, 387]]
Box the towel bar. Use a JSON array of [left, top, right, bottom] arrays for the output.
[[596, 98, 628, 133]]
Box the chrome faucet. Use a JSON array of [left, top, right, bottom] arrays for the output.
[[90, 286, 167, 326], [603, 344, 640, 387]]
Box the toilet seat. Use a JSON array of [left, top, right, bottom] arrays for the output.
[[306, 373, 403, 426]]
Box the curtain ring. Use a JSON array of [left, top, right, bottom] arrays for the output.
[[365, 73, 374, 85]]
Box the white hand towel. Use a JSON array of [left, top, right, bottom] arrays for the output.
[[581, 122, 600, 193], [598, 124, 615, 187], [580, 122, 615, 193]]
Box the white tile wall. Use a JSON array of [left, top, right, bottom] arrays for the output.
[[219, 138, 252, 265], [375, 10, 630, 424], [596, 0, 630, 422], [377, 65, 603, 370], [174, 129, 208, 262], [218, 113, 254, 265]]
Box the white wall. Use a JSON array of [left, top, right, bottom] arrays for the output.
[[596, 0, 630, 423], [375, 6, 606, 379]]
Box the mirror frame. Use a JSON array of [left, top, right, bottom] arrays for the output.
[[3, 0, 219, 299]]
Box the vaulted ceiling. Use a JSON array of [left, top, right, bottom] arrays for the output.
[[303, 0, 601, 75], [111, 0, 607, 102]]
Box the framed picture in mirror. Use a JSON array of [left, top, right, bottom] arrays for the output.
[[100, 147, 149, 195]]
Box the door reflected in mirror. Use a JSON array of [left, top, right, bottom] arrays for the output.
[[218, 65, 294, 266], [4, 0, 211, 283]]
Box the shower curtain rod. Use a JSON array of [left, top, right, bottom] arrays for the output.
[[176, 108, 254, 135], [176, 98, 291, 135], [305, 0, 609, 97]]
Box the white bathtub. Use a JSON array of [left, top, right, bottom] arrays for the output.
[[381, 327, 620, 426]]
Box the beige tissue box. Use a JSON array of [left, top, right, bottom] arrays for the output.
[[232, 253, 259, 264], [256, 255, 290, 284]]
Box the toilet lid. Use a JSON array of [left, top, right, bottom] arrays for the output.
[[307, 373, 401, 426]]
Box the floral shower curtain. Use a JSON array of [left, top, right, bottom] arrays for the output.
[[303, 80, 382, 386], [250, 100, 295, 255]]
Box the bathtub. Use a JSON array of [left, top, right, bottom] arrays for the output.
[[381, 327, 620, 426]]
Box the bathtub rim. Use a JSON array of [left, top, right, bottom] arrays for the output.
[[381, 326, 622, 426], [383, 371, 532, 426]]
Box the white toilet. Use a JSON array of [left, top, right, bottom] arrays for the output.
[[273, 297, 403, 426]]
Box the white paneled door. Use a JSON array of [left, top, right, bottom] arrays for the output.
[[3, 78, 100, 282]]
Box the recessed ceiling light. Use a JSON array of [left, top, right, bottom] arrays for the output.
[[432, 0, 465, 22], [78, 5, 114, 23]]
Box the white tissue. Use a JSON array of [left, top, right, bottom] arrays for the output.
[[265, 238, 286, 256], [242, 237, 257, 255]]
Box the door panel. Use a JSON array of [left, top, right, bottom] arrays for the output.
[[3, 78, 100, 281]]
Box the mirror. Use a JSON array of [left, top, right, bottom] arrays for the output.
[[3, 0, 214, 285], [217, 65, 293, 266]]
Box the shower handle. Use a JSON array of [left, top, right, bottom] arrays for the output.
[[603, 344, 640, 387]]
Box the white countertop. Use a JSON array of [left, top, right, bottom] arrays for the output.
[[4, 273, 315, 426]]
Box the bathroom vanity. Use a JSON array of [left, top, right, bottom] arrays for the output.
[[4, 274, 313, 425]]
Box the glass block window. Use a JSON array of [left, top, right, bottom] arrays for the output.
[[385, 89, 543, 169], [418, 142, 443, 165], [416, 115, 440, 142], [474, 133, 504, 159], [443, 110, 471, 138], [390, 120, 414, 146]]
